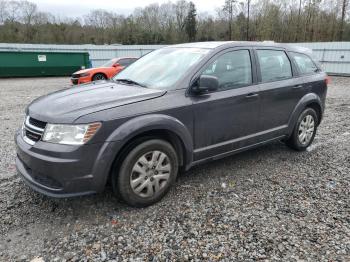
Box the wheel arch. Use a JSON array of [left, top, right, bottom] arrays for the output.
[[305, 102, 322, 124], [105, 114, 193, 184], [288, 93, 323, 135]]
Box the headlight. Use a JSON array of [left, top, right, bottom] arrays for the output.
[[80, 73, 90, 77], [42, 122, 101, 145]]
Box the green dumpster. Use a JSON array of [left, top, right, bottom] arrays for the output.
[[0, 51, 89, 77]]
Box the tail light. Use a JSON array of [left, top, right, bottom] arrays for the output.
[[325, 75, 331, 85]]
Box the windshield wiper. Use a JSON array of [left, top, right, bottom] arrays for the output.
[[116, 78, 147, 88]]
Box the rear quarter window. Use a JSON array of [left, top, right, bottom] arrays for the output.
[[289, 52, 319, 75]]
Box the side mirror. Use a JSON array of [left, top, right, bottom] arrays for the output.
[[194, 75, 219, 94], [112, 63, 120, 68]]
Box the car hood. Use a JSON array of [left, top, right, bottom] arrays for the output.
[[73, 68, 92, 75], [74, 67, 112, 75], [27, 81, 166, 123]]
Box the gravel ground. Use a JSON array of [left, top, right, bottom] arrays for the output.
[[0, 77, 349, 261]]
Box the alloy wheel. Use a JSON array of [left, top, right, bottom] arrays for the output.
[[94, 74, 105, 80], [298, 114, 315, 145]]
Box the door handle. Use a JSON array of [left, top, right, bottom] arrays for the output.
[[293, 84, 303, 89], [245, 93, 259, 98]]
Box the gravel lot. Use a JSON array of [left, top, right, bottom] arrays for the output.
[[0, 77, 349, 261]]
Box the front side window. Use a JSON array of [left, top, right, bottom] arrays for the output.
[[290, 52, 318, 75], [257, 50, 292, 82], [114, 47, 210, 90], [201, 50, 252, 91], [102, 59, 118, 67]]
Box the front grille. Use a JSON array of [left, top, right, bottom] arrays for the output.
[[23, 116, 47, 145], [29, 117, 46, 129], [25, 129, 41, 142], [71, 78, 79, 85]]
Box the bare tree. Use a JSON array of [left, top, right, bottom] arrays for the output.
[[84, 9, 113, 29], [20, 0, 37, 25], [6, 0, 22, 22], [247, 0, 251, 40], [175, 0, 190, 40], [295, 0, 303, 41], [0, 0, 349, 44], [0, 0, 9, 23], [339, 0, 349, 40], [222, 0, 237, 40]]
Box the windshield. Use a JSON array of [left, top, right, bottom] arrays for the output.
[[113, 47, 210, 90], [102, 59, 117, 67]]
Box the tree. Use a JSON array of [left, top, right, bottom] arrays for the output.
[[0, 0, 9, 23], [185, 1, 197, 41], [175, 0, 190, 41], [295, 0, 303, 41], [0, 0, 349, 44], [246, 0, 251, 40], [222, 0, 236, 40], [339, 0, 349, 40], [20, 0, 38, 41]]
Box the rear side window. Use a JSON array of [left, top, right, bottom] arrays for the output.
[[202, 50, 252, 90], [290, 52, 318, 75], [129, 58, 138, 63], [118, 59, 133, 66], [257, 50, 292, 82]]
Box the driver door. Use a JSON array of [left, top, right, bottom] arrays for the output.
[[191, 49, 261, 161]]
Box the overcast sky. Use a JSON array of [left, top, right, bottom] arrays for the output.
[[30, 0, 225, 18]]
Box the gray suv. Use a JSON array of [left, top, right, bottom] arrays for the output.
[[15, 42, 328, 207]]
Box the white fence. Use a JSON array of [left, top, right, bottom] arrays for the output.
[[1, 42, 349, 75]]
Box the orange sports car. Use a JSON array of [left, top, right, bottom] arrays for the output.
[[71, 57, 138, 85]]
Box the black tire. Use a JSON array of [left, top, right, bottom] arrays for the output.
[[286, 107, 318, 151], [112, 139, 179, 207], [92, 73, 106, 81]]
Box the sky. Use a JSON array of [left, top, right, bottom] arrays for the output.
[[30, 0, 225, 18]]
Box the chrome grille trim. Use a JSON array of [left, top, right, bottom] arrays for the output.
[[25, 116, 45, 132], [23, 135, 36, 145], [22, 116, 47, 145], [24, 125, 42, 135]]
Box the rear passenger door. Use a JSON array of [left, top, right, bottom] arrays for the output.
[[255, 49, 306, 138]]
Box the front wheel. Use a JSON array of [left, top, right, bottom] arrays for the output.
[[112, 139, 179, 207], [286, 108, 318, 151], [92, 73, 106, 81]]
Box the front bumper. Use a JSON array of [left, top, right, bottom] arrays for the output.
[[15, 130, 118, 198], [71, 76, 91, 85]]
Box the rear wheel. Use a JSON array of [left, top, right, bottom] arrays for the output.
[[112, 139, 178, 207], [92, 73, 106, 81], [286, 108, 318, 151]]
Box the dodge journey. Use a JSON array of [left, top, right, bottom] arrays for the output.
[[15, 42, 328, 207]]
